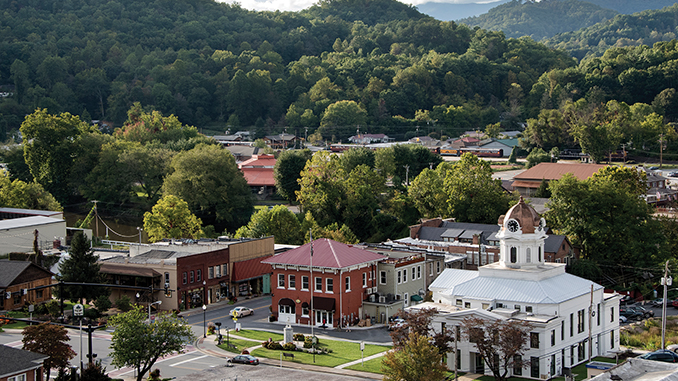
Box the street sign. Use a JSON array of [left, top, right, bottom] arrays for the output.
[[360, 341, 365, 351], [73, 304, 84, 317], [28, 304, 34, 312]]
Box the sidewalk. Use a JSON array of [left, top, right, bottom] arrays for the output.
[[195, 334, 383, 380]]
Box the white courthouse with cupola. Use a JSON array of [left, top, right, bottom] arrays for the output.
[[425, 198, 621, 379]]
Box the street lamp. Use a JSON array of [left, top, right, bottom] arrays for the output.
[[148, 300, 162, 322], [202, 304, 207, 338]]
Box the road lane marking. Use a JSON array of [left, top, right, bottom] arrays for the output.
[[170, 354, 208, 367]]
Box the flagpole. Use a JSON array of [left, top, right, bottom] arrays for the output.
[[310, 229, 315, 363]]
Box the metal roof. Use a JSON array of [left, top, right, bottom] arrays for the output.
[[0, 216, 65, 230], [513, 163, 607, 182], [431, 268, 603, 304], [261, 238, 386, 269]]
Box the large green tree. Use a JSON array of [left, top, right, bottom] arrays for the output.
[[234, 205, 303, 244], [108, 306, 195, 381], [273, 149, 312, 203], [162, 144, 253, 233], [143, 195, 204, 242], [546, 166, 668, 281], [56, 231, 109, 304], [442, 153, 516, 223], [0, 170, 62, 211], [382, 331, 447, 381], [20, 109, 94, 203]]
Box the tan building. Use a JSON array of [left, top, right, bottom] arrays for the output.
[[511, 163, 608, 196]]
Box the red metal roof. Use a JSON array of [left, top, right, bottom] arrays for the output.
[[241, 167, 275, 186], [513, 163, 608, 182], [232, 255, 273, 282], [239, 154, 276, 168], [261, 238, 387, 269]]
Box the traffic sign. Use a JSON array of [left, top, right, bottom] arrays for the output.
[[73, 304, 84, 317]]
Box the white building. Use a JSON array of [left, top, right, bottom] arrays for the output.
[[428, 198, 620, 379]]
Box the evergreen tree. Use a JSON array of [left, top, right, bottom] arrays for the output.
[[57, 231, 109, 304]]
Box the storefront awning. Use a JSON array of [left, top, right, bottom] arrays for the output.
[[312, 296, 335, 311], [278, 298, 295, 307], [410, 294, 424, 302]]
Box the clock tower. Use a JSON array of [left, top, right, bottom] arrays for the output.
[[496, 197, 547, 269]]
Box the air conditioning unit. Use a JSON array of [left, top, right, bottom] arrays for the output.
[[379, 296, 386, 303]]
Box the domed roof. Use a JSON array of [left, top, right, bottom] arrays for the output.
[[498, 197, 541, 234]]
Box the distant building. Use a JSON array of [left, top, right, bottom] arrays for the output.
[[511, 163, 607, 196], [348, 133, 393, 144], [238, 154, 276, 198], [264, 133, 297, 149]]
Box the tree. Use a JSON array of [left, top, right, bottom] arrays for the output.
[[162, 144, 253, 232], [108, 306, 196, 381], [273, 149, 312, 203], [118, 144, 173, 205], [462, 316, 534, 381], [389, 308, 454, 358], [143, 195, 204, 242], [525, 147, 550, 168], [57, 231, 110, 303], [339, 146, 375, 173], [565, 100, 629, 163], [114, 103, 198, 144], [442, 153, 517, 224], [234, 205, 304, 244], [22, 323, 76, 380], [546, 167, 668, 281], [56, 231, 109, 304], [20, 109, 93, 203], [408, 164, 448, 218], [0, 170, 62, 211], [533, 178, 551, 198], [382, 332, 447, 381], [318, 100, 367, 141]]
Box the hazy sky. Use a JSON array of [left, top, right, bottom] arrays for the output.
[[216, 0, 488, 12]]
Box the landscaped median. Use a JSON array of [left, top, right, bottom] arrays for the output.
[[215, 329, 390, 370]]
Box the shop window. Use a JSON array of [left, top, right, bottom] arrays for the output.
[[380, 271, 386, 284], [302, 276, 309, 290], [278, 274, 285, 288], [183, 272, 187, 284], [289, 275, 296, 289], [344, 276, 350, 291], [208, 267, 214, 279], [315, 277, 322, 292], [196, 270, 201, 282], [215, 265, 221, 278], [326, 278, 333, 293], [190, 271, 194, 283]]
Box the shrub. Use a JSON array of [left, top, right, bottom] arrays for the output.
[[282, 342, 296, 351], [207, 321, 216, 334], [84, 306, 99, 319], [115, 295, 131, 312], [269, 341, 283, 350], [45, 299, 61, 317], [293, 333, 305, 341], [94, 295, 112, 313]]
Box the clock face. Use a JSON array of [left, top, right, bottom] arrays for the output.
[[507, 219, 520, 232]]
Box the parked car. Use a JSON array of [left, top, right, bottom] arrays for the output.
[[639, 349, 678, 363], [651, 298, 666, 307], [229, 354, 259, 365], [669, 172, 678, 178], [628, 305, 655, 318], [388, 318, 407, 331], [230, 306, 254, 318], [620, 295, 635, 305], [667, 344, 678, 353], [620, 307, 644, 321], [671, 299, 678, 308], [649, 166, 660, 170], [619, 315, 628, 324]]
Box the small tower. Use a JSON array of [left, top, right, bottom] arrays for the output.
[[496, 197, 547, 269]]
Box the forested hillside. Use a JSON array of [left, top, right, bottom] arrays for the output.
[[546, 4, 678, 59], [0, 0, 576, 142], [584, 0, 678, 14], [458, 0, 618, 40]]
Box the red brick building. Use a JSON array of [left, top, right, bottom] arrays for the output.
[[262, 239, 386, 328]]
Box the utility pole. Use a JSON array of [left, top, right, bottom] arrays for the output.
[[93, 200, 99, 239], [403, 165, 410, 186], [662, 260, 671, 349], [660, 133, 664, 168]]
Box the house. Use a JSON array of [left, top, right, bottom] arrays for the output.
[[478, 138, 519, 157], [264, 133, 297, 149], [0, 260, 53, 311], [640, 167, 678, 204], [100, 237, 274, 311], [0, 344, 48, 381], [408, 136, 440, 147], [261, 238, 387, 328], [426, 198, 620, 379], [399, 218, 575, 269], [224, 145, 260, 163], [511, 163, 608, 196], [238, 154, 276, 198], [348, 133, 392, 144]]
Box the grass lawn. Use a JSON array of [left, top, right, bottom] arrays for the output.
[[230, 329, 283, 342], [1, 311, 29, 329], [252, 340, 390, 368], [344, 355, 385, 374], [216, 337, 260, 353]]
